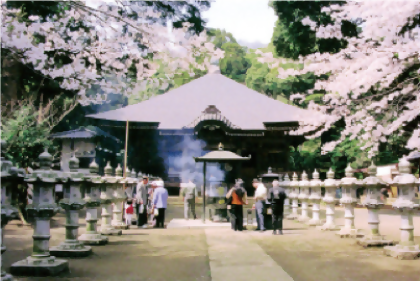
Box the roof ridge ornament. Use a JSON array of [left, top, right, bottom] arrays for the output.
[[184, 105, 241, 130]]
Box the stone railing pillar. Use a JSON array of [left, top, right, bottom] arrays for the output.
[[1, 140, 20, 281], [11, 148, 69, 276], [308, 169, 323, 226], [317, 168, 340, 231], [384, 157, 420, 259], [112, 164, 128, 229], [50, 155, 92, 257], [286, 172, 299, 220], [357, 161, 394, 247], [298, 171, 310, 222], [79, 159, 108, 245], [336, 164, 364, 238], [282, 174, 291, 217], [100, 162, 122, 235]]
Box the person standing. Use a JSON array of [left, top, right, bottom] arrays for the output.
[[182, 180, 197, 220], [226, 179, 248, 231], [133, 175, 149, 228], [267, 180, 287, 235], [252, 179, 267, 232], [152, 180, 168, 228]]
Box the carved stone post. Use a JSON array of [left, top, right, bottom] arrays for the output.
[[112, 164, 128, 229], [78, 160, 108, 245], [336, 164, 364, 238], [1, 140, 19, 281], [298, 171, 310, 222], [357, 162, 394, 247], [282, 174, 291, 217], [50, 156, 92, 257], [286, 172, 300, 220], [11, 149, 69, 276], [317, 168, 340, 231], [100, 162, 122, 235], [384, 157, 420, 260], [308, 169, 323, 226]]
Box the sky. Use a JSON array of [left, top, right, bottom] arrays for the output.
[[85, 0, 278, 49], [202, 0, 278, 49]]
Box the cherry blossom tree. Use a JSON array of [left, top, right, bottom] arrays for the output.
[[263, 1, 420, 158], [1, 0, 224, 105]]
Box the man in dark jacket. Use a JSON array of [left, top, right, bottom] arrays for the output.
[[267, 180, 287, 235]]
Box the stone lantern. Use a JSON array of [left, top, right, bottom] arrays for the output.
[[100, 162, 122, 235], [308, 169, 323, 226], [317, 168, 340, 231], [286, 172, 300, 220], [1, 141, 19, 281], [50, 155, 92, 257], [357, 162, 394, 247], [297, 171, 310, 222], [124, 167, 137, 200], [11, 149, 69, 276], [282, 174, 291, 217], [78, 159, 108, 245], [384, 157, 420, 260], [336, 164, 364, 238], [112, 164, 128, 229]]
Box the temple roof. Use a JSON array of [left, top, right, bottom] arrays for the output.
[[49, 126, 120, 143], [87, 73, 312, 131]]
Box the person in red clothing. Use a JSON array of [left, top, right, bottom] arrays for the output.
[[125, 199, 134, 226], [226, 179, 248, 231]]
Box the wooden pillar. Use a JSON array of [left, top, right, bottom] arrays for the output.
[[202, 162, 207, 223]]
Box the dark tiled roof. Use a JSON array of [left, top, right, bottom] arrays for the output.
[[49, 126, 120, 143], [87, 73, 315, 130]]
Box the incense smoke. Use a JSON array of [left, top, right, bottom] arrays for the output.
[[158, 135, 225, 191]]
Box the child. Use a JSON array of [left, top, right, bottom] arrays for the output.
[[125, 199, 134, 226]]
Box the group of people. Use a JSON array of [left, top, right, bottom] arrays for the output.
[[226, 178, 286, 235], [124, 176, 287, 233], [125, 175, 169, 229]]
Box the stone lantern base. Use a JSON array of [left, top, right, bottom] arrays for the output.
[[50, 242, 92, 258], [384, 244, 420, 260], [357, 234, 395, 248], [307, 218, 324, 226], [101, 226, 122, 236], [112, 222, 129, 230], [336, 228, 364, 238], [79, 233, 109, 245], [10, 256, 69, 277], [286, 213, 299, 220], [316, 223, 340, 231]]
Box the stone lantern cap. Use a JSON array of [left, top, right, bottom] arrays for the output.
[[340, 164, 360, 186], [25, 148, 68, 183], [115, 164, 128, 183], [299, 171, 310, 187], [103, 161, 119, 184], [323, 168, 339, 188], [310, 169, 322, 187], [66, 155, 85, 182], [392, 157, 417, 185], [282, 174, 290, 187], [86, 160, 104, 184], [137, 171, 143, 178], [362, 162, 388, 187], [290, 172, 299, 187]]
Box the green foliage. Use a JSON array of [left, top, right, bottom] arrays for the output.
[[270, 1, 358, 60], [219, 42, 251, 83], [1, 105, 57, 168], [206, 28, 238, 49]]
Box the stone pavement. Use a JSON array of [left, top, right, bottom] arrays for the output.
[[2, 204, 420, 281]]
